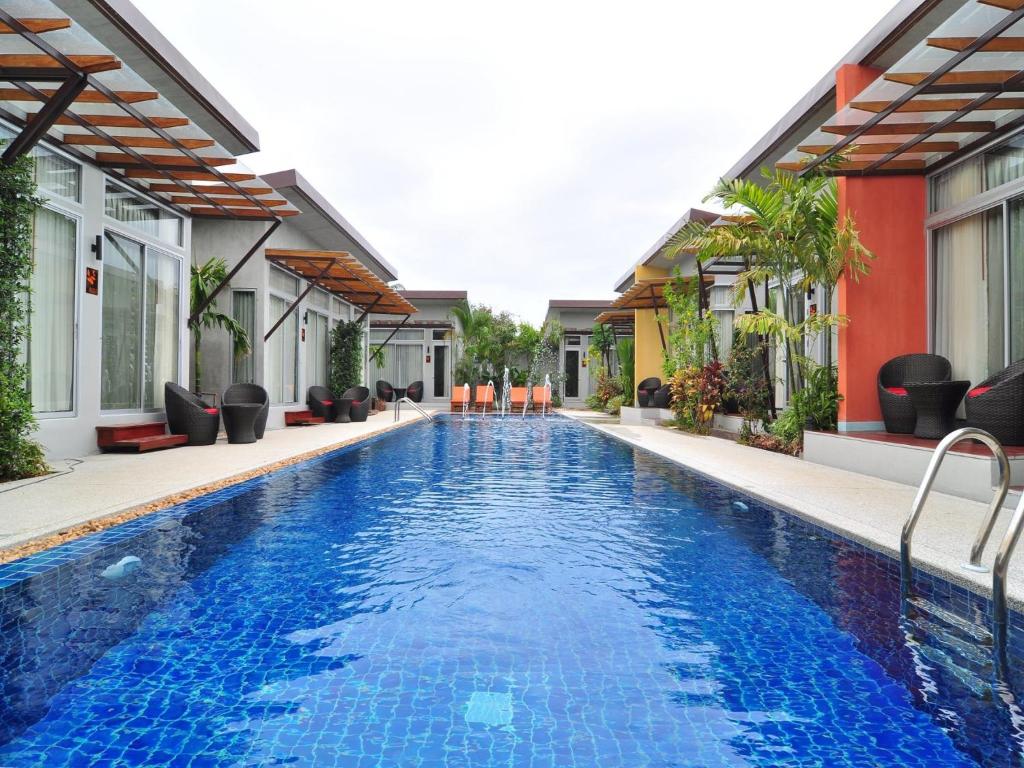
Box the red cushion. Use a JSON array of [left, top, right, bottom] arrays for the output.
[[968, 386, 992, 399], [885, 387, 908, 396], [321, 400, 333, 405], [204, 408, 218, 415]]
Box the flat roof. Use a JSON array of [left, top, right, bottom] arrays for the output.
[[614, 208, 720, 293], [400, 290, 468, 301], [262, 169, 399, 282], [723, 0, 964, 181], [51, 0, 260, 154], [547, 299, 615, 310]]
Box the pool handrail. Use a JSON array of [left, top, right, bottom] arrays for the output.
[[394, 396, 433, 423]]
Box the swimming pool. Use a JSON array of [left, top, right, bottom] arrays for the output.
[[1, 416, 1022, 766]]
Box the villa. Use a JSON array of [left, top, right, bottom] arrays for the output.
[[3, 0, 1024, 766]]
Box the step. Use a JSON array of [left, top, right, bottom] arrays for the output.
[[101, 434, 188, 453], [96, 421, 168, 446], [285, 410, 324, 427]]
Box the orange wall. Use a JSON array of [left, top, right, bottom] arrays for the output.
[[835, 64, 929, 428]]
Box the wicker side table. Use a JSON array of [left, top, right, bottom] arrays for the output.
[[905, 380, 970, 440], [222, 403, 262, 444]]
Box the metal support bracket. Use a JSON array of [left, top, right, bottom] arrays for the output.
[[264, 260, 333, 342], [2, 73, 87, 164]]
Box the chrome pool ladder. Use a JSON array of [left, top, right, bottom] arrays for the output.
[[900, 427, 1022, 652], [394, 397, 433, 423]]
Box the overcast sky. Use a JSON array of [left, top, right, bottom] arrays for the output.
[[135, 0, 895, 325]]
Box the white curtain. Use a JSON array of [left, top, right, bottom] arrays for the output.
[[267, 295, 297, 403], [931, 158, 983, 212], [369, 343, 423, 388], [934, 210, 1003, 387], [101, 233, 143, 410], [29, 207, 76, 413], [986, 138, 1024, 190], [144, 250, 180, 409], [232, 291, 256, 384], [1011, 201, 1024, 364], [305, 311, 329, 388]]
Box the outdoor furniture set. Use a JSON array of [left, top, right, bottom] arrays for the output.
[[877, 354, 1024, 444]]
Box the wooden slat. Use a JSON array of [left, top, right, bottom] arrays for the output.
[[0, 18, 72, 33], [777, 159, 927, 172], [43, 113, 188, 129], [850, 97, 1024, 113], [146, 182, 272, 195], [62, 135, 214, 149], [95, 152, 235, 168], [167, 195, 287, 207], [822, 120, 994, 136], [0, 88, 157, 103], [190, 206, 298, 217], [885, 70, 1019, 87], [0, 54, 120, 73], [124, 169, 256, 182], [980, 0, 1024, 9], [798, 141, 959, 154], [928, 37, 1024, 52]]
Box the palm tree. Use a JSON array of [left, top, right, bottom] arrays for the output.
[[189, 257, 251, 392]]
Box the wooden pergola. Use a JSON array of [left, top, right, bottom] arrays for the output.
[[611, 275, 714, 351], [264, 249, 417, 347], [779, 0, 1024, 176]]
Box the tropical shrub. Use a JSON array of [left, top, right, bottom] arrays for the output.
[[616, 338, 635, 407], [662, 272, 718, 378], [725, 333, 772, 437], [329, 320, 363, 395], [669, 361, 726, 435], [190, 257, 250, 392], [0, 151, 47, 481], [605, 394, 625, 416]]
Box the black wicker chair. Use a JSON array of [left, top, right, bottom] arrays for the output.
[[344, 386, 372, 422], [406, 381, 424, 403], [877, 354, 952, 434], [308, 386, 336, 421], [376, 380, 395, 403], [164, 382, 219, 446], [652, 384, 672, 409], [637, 377, 661, 408], [223, 384, 269, 440], [965, 359, 1024, 446]]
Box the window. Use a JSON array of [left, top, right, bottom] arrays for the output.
[[267, 269, 299, 403], [232, 290, 256, 384], [931, 131, 1024, 213], [305, 311, 329, 389], [36, 149, 80, 202], [433, 329, 448, 341], [709, 285, 734, 361], [105, 182, 182, 246], [101, 232, 180, 410], [370, 342, 424, 388], [27, 206, 77, 413], [565, 335, 581, 346]]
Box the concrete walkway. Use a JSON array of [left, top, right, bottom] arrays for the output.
[[562, 411, 1024, 609], [0, 409, 431, 556]]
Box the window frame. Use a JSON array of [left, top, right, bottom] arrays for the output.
[[103, 177, 185, 248], [267, 265, 300, 405]]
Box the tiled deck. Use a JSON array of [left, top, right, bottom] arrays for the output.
[[842, 430, 1024, 458], [0, 409, 434, 556]]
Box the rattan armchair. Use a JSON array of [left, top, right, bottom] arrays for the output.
[[637, 377, 661, 408], [344, 386, 372, 422], [652, 384, 672, 409], [965, 359, 1024, 446], [376, 380, 395, 403], [164, 382, 219, 446], [877, 354, 951, 434], [406, 381, 424, 403], [223, 384, 269, 439], [307, 386, 336, 421]]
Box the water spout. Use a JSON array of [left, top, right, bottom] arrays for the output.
[[481, 380, 495, 418], [522, 380, 531, 419], [501, 367, 511, 418], [542, 374, 552, 418], [461, 383, 470, 420]]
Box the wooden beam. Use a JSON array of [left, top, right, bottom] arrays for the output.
[[928, 37, 1024, 52], [778, 159, 926, 172], [0, 87, 157, 103], [850, 97, 1024, 113], [798, 141, 959, 155], [0, 18, 72, 34], [822, 120, 994, 136], [42, 113, 188, 128], [166, 195, 287, 207], [146, 182, 272, 195], [63, 134, 214, 149], [190, 206, 298, 218], [885, 70, 1020, 87], [980, 0, 1024, 9], [124, 169, 256, 182], [0, 54, 120, 74], [95, 152, 234, 168]]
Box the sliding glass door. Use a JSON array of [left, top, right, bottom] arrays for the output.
[[101, 231, 180, 411], [305, 311, 329, 389]]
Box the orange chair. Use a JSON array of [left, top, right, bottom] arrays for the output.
[[509, 387, 528, 412], [532, 386, 552, 412], [475, 384, 495, 412], [450, 386, 471, 412]]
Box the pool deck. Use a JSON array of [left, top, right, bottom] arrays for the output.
[[562, 410, 1024, 610], [0, 409, 433, 562]]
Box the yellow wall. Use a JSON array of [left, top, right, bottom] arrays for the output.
[[634, 264, 668, 391]]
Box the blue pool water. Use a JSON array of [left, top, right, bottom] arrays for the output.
[[1, 416, 1024, 766]]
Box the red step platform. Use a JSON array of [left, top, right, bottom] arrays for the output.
[[285, 410, 324, 426], [96, 422, 188, 453]]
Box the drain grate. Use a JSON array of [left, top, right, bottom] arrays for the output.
[[464, 691, 513, 726]]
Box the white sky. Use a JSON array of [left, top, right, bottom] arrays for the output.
[[134, 0, 896, 324]]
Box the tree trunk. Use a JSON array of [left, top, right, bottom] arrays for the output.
[[193, 330, 202, 393]]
